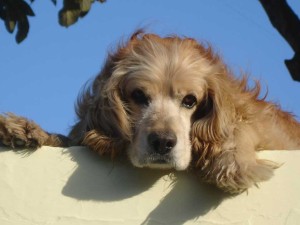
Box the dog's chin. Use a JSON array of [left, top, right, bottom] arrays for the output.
[[144, 154, 174, 169], [130, 153, 188, 171]]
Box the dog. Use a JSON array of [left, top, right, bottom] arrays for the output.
[[1, 31, 300, 193]]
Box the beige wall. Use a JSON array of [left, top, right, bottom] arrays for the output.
[[0, 146, 300, 225]]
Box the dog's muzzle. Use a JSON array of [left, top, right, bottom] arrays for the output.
[[146, 130, 177, 164]]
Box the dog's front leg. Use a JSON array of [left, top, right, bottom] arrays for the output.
[[0, 113, 68, 149]]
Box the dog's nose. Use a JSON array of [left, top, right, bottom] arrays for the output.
[[147, 131, 177, 155]]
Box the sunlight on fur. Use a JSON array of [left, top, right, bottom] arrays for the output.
[[1, 30, 300, 193]]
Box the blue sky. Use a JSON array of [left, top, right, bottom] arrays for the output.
[[1, 0, 300, 135]]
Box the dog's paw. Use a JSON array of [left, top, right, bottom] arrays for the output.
[[246, 158, 280, 182], [0, 113, 49, 149], [216, 158, 279, 194], [200, 150, 280, 194]]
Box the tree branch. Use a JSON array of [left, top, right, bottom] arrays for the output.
[[259, 0, 300, 81]]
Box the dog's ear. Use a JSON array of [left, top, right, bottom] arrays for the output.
[[75, 31, 149, 156], [75, 51, 132, 156], [191, 73, 236, 167]]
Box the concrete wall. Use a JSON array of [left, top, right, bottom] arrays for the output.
[[0, 146, 299, 225]]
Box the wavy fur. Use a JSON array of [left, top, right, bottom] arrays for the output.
[[1, 31, 300, 193]]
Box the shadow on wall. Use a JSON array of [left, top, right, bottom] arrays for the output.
[[140, 173, 231, 225], [62, 146, 168, 201], [62, 147, 231, 224]]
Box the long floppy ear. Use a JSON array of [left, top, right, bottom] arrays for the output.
[[72, 51, 132, 157], [71, 31, 149, 156], [191, 72, 236, 168]]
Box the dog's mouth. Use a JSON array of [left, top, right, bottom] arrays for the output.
[[142, 154, 173, 169], [148, 153, 170, 162], [151, 159, 168, 164]]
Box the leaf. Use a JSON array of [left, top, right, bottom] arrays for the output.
[[80, 0, 92, 13], [18, 0, 35, 17], [51, 0, 57, 5], [0, 8, 4, 20], [58, 0, 92, 26], [5, 19, 16, 33], [59, 9, 80, 27], [58, 0, 104, 27], [16, 16, 29, 43], [80, 11, 89, 18]]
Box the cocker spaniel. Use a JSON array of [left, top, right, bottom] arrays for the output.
[[1, 31, 300, 193]]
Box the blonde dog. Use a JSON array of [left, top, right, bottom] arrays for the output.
[[1, 31, 300, 193]]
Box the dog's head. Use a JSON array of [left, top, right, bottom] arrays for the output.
[[81, 31, 236, 170]]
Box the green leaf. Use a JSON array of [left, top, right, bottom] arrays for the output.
[[59, 9, 80, 27], [80, 11, 89, 18], [5, 19, 16, 33], [16, 16, 29, 43], [80, 0, 92, 13], [18, 0, 35, 17]]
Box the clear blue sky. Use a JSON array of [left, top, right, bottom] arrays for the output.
[[1, 0, 300, 135]]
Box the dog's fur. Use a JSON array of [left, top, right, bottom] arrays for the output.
[[1, 31, 300, 193]]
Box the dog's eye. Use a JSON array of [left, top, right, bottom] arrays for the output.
[[131, 89, 149, 106], [182, 94, 197, 109]]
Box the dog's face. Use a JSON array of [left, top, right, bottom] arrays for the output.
[[86, 32, 229, 171], [124, 66, 206, 170], [108, 33, 224, 171]]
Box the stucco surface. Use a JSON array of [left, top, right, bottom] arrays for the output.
[[0, 146, 299, 225]]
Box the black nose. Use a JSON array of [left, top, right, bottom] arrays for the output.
[[147, 131, 177, 155]]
